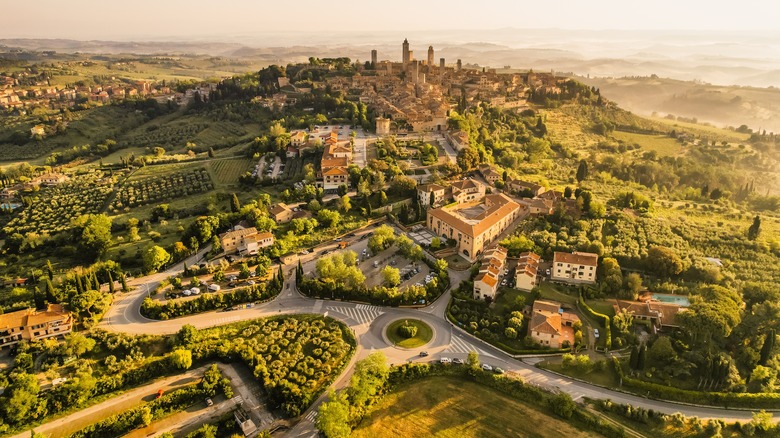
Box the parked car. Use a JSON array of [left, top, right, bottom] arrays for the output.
[[209, 284, 221, 292], [182, 289, 192, 296], [452, 358, 464, 365], [334, 237, 343, 242], [205, 398, 213, 407], [190, 287, 201, 295], [347, 233, 357, 237], [481, 364, 493, 371], [299, 250, 309, 255], [419, 351, 429, 357], [494, 367, 505, 374], [226, 255, 234, 263], [440, 357, 451, 364]]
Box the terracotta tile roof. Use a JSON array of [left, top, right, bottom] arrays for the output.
[[451, 178, 482, 192], [418, 183, 446, 193], [269, 203, 290, 215], [533, 300, 561, 314], [323, 167, 349, 176], [475, 272, 498, 288], [257, 232, 274, 241], [613, 300, 684, 328], [553, 251, 598, 267], [321, 157, 348, 168], [219, 227, 258, 240], [427, 193, 520, 239], [27, 304, 70, 326], [530, 311, 561, 335], [0, 309, 28, 330]]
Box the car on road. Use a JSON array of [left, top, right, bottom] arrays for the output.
[[494, 367, 505, 374], [419, 351, 429, 357], [247, 280, 256, 286], [452, 358, 464, 365], [334, 237, 343, 242], [299, 249, 309, 255], [347, 232, 357, 237], [156, 389, 164, 399], [440, 357, 451, 364], [182, 289, 192, 296], [225, 255, 234, 263], [594, 328, 600, 339], [481, 364, 493, 371], [205, 397, 213, 407], [190, 287, 200, 295]]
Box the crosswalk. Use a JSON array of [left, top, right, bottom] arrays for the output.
[[326, 305, 384, 325], [444, 334, 494, 358], [305, 409, 318, 422]]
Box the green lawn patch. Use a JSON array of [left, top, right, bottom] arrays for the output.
[[352, 376, 596, 438], [386, 319, 433, 349], [612, 131, 682, 157]]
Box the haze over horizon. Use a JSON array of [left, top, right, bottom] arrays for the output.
[[3, 0, 780, 40]]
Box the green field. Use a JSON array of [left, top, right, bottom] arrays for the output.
[[612, 130, 682, 157], [352, 376, 597, 438], [208, 157, 253, 186], [386, 319, 433, 349]]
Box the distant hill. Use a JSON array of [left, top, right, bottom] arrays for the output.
[[578, 76, 780, 133]]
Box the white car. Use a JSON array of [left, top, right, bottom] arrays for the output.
[[481, 364, 493, 371], [190, 287, 200, 295], [182, 289, 192, 296], [440, 357, 451, 364]]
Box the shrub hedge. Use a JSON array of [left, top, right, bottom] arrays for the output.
[[141, 281, 281, 320], [579, 293, 612, 349]]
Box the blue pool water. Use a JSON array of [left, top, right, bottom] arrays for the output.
[[651, 293, 690, 307]]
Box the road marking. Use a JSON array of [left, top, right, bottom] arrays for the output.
[[326, 306, 383, 325], [444, 335, 494, 358], [305, 410, 317, 421]]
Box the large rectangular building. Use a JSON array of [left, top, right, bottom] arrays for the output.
[[427, 193, 524, 262], [552, 251, 598, 285], [0, 304, 73, 349]]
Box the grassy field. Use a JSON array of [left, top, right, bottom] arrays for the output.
[[208, 157, 253, 186], [386, 319, 433, 349], [352, 376, 598, 438], [612, 131, 682, 157]]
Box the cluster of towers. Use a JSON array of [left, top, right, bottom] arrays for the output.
[[369, 39, 462, 83]]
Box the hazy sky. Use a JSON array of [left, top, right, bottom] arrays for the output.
[[2, 0, 778, 40]]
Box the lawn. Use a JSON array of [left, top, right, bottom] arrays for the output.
[[612, 131, 682, 157], [536, 282, 578, 306], [352, 376, 596, 438], [541, 362, 620, 389], [386, 319, 433, 349]]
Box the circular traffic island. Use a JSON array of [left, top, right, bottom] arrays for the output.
[[386, 319, 433, 349]]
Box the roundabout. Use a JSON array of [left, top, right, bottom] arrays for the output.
[[385, 318, 433, 349]]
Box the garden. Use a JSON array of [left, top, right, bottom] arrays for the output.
[[0, 314, 356, 435]]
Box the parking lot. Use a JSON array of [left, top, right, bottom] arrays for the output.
[[408, 226, 437, 246], [360, 245, 432, 290]]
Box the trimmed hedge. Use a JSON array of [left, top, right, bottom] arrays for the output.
[[612, 357, 780, 409], [141, 281, 281, 319], [579, 293, 612, 349]]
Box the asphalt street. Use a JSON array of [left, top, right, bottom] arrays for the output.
[[97, 228, 778, 437]]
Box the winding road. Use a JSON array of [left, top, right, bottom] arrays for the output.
[[97, 229, 778, 437]]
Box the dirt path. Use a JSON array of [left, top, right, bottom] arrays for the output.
[[12, 365, 211, 438]]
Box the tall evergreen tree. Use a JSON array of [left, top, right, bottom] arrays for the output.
[[46, 260, 54, 280], [748, 215, 762, 240], [576, 160, 589, 183], [760, 329, 776, 366], [230, 193, 241, 213], [107, 271, 115, 293], [120, 273, 129, 292]]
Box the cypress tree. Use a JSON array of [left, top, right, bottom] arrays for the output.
[[45, 278, 57, 303], [75, 275, 84, 294], [107, 271, 115, 293], [46, 260, 54, 280], [760, 329, 776, 366], [120, 273, 129, 292], [637, 344, 647, 370], [629, 345, 639, 370]]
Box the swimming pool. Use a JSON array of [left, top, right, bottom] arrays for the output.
[[651, 293, 690, 307]]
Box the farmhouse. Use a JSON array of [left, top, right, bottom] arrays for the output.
[[515, 251, 541, 291], [507, 179, 545, 197], [612, 299, 685, 332], [478, 165, 502, 184], [219, 227, 268, 255], [518, 198, 554, 215], [450, 178, 485, 204], [33, 173, 69, 186], [0, 304, 73, 349], [551, 251, 598, 285], [528, 300, 579, 349], [427, 193, 523, 262], [269, 203, 294, 223], [417, 183, 446, 208]]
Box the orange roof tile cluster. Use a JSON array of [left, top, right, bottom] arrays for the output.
[[428, 193, 520, 239], [517, 251, 540, 278], [553, 251, 598, 267], [219, 227, 259, 240], [529, 300, 580, 336], [613, 299, 685, 328]]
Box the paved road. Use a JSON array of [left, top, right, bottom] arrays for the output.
[[98, 230, 778, 437], [11, 365, 213, 438]]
